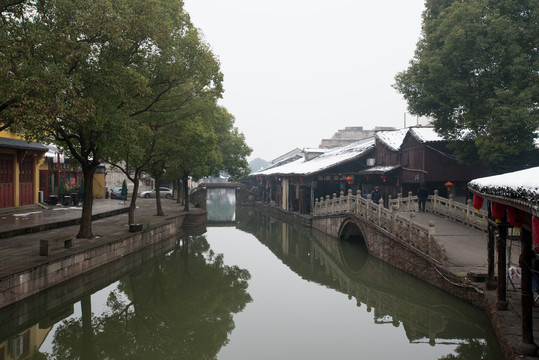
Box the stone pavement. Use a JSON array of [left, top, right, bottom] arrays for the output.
[[408, 211, 489, 276], [0, 198, 191, 279]]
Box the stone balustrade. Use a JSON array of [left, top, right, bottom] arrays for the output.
[[313, 189, 445, 263]]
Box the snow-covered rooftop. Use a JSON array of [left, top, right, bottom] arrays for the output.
[[253, 138, 375, 176], [409, 127, 445, 143], [468, 167, 539, 209], [375, 129, 409, 151]]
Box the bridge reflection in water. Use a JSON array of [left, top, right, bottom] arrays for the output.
[[236, 207, 502, 357], [0, 203, 503, 359], [207, 187, 236, 222]]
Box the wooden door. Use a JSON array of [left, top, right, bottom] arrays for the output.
[[0, 154, 14, 208], [19, 157, 34, 206]]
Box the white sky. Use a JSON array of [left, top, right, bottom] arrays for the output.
[[184, 0, 428, 161]]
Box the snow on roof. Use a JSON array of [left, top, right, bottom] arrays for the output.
[[359, 165, 401, 174], [375, 129, 409, 151], [469, 166, 539, 205], [253, 138, 375, 176], [409, 127, 445, 143]]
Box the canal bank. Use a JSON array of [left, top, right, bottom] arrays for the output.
[[253, 203, 536, 360], [0, 198, 206, 309]]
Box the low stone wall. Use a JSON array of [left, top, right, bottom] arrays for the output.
[[0, 213, 189, 308], [0, 234, 179, 340]]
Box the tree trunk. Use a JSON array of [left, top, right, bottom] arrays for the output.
[[155, 176, 164, 216], [128, 179, 140, 224], [176, 179, 182, 204], [183, 174, 190, 211], [77, 168, 96, 239]]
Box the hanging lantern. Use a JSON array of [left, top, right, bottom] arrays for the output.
[[491, 202, 505, 223], [299, 176, 304, 183], [444, 181, 454, 188], [472, 194, 484, 212], [380, 175, 387, 182], [507, 206, 525, 231], [345, 176, 353, 185], [533, 216, 539, 251]]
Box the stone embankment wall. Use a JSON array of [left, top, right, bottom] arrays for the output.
[[1, 211, 207, 308]]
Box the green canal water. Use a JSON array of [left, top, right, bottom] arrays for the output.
[[0, 189, 503, 359]]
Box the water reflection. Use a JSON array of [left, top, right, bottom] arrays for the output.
[[206, 188, 236, 222], [0, 205, 503, 359], [0, 236, 251, 359], [235, 207, 503, 359]]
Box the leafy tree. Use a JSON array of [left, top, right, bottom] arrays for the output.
[[394, 0, 539, 172], [212, 106, 252, 182], [2, 0, 222, 236]]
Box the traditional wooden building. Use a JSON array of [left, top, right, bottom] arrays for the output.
[[400, 127, 488, 198], [0, 131, 48, 209], [251, 138, 375, 214], [468, 167, 539, 356]]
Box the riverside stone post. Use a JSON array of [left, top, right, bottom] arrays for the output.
[[409, 212, 415, 243], [356, 190, 361, 214], [325, 195, 330, 214], [449, 194, 455, 221], [378, 199, 383, 225], [428, 220, 435, 256], [433, 190, 439, 214], [366, 194, 371, 220], [347, 189, 353, 212]]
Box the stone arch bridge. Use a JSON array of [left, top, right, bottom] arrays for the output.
[[311, 190, 488, 307]]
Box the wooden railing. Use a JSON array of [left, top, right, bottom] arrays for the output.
[[313, 189, 446, 263]]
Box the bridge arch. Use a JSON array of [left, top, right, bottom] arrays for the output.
[[337, 216, 369, 276], [338, 216, 367, 246]]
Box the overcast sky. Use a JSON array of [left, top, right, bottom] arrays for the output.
[[184, 0, 428, 162]]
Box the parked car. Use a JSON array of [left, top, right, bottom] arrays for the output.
[[110, 186, 123, 199], [140, 187, 173, 199]]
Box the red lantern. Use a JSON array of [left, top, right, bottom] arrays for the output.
[[533, 216, 539, 251], [380, 175, 387, 182], [507, 206, 525, 230], [444, 181, 454, 187], [491, 202, 505, 223], [299, 176, 303, 183], [472, 194, 483, 212], [345, 176, 353, 185]]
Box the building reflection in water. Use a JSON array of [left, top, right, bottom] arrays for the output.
[[0, 204, 502, 359], [235, 206, 502, 358]]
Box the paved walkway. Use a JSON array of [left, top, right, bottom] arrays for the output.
[[407, 211, 489, 276], [0, 198, 190, 279]]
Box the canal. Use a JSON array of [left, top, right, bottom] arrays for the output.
[[0, 189, 503, 359]]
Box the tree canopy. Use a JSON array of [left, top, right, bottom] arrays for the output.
[[394, 0, 539, 172], [1, 0, 251, 234]]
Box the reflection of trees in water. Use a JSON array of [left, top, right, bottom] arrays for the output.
[[207, 188, 236, 222], [51, 235, 252, 359], [235, 206, 502, 360]]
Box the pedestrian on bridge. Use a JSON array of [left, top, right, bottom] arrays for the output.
[[371, 186, 382, 204], [417, 183, 428, 213]]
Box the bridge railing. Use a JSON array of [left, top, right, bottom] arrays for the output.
[[313, 190, 445, 263], [387, 190, 488, 232]]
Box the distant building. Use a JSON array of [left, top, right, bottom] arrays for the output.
[[319, 126, 395, 149]]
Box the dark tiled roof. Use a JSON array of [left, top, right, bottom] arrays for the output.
[[0, 137, 48, 152]]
